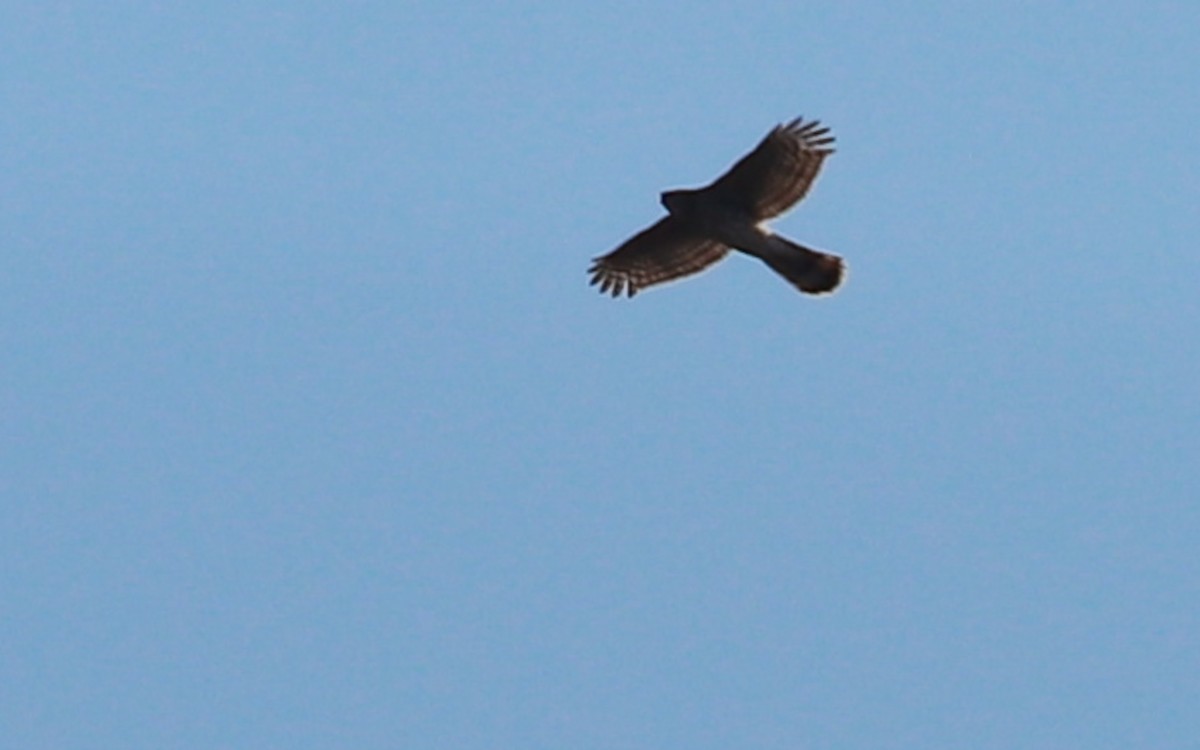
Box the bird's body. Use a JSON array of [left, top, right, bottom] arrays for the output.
[[589, 117, 844, 298]]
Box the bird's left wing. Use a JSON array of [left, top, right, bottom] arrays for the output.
[[589, 217, 729, 297]]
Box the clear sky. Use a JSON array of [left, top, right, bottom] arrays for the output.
[[3, 2, 1198, 748]]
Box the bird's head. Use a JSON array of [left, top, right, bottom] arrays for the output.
[[660, 189, 694, 216]]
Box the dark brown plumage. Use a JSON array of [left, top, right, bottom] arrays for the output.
[[589, 117, 844, 298]]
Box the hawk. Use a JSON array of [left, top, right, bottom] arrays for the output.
[[588, 117, 844, 297]]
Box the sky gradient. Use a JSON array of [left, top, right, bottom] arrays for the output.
[[3, 2, 1199, 748]]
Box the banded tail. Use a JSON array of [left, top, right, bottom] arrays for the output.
[[760, 236, 844, 294]]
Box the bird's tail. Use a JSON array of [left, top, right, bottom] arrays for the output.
[[761, 237, 845, 294]]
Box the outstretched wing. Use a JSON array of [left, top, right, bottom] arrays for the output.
[[588, 217, 729, 297], [705, 117, 835, 221]]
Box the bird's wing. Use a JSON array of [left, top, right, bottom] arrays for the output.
[[704, 117, 835, 221], [588, 217, 729, 297]]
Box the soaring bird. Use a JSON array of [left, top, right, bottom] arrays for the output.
[[589, 117, 844, 298]]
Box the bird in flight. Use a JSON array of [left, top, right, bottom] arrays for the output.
[[588, 117, 844, 298]]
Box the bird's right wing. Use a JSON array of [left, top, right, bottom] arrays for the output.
[[706, 117, 835, 221], [588, 217, 729, 297]]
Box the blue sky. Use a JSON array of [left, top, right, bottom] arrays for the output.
[[2, 2, 1198, 748]]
